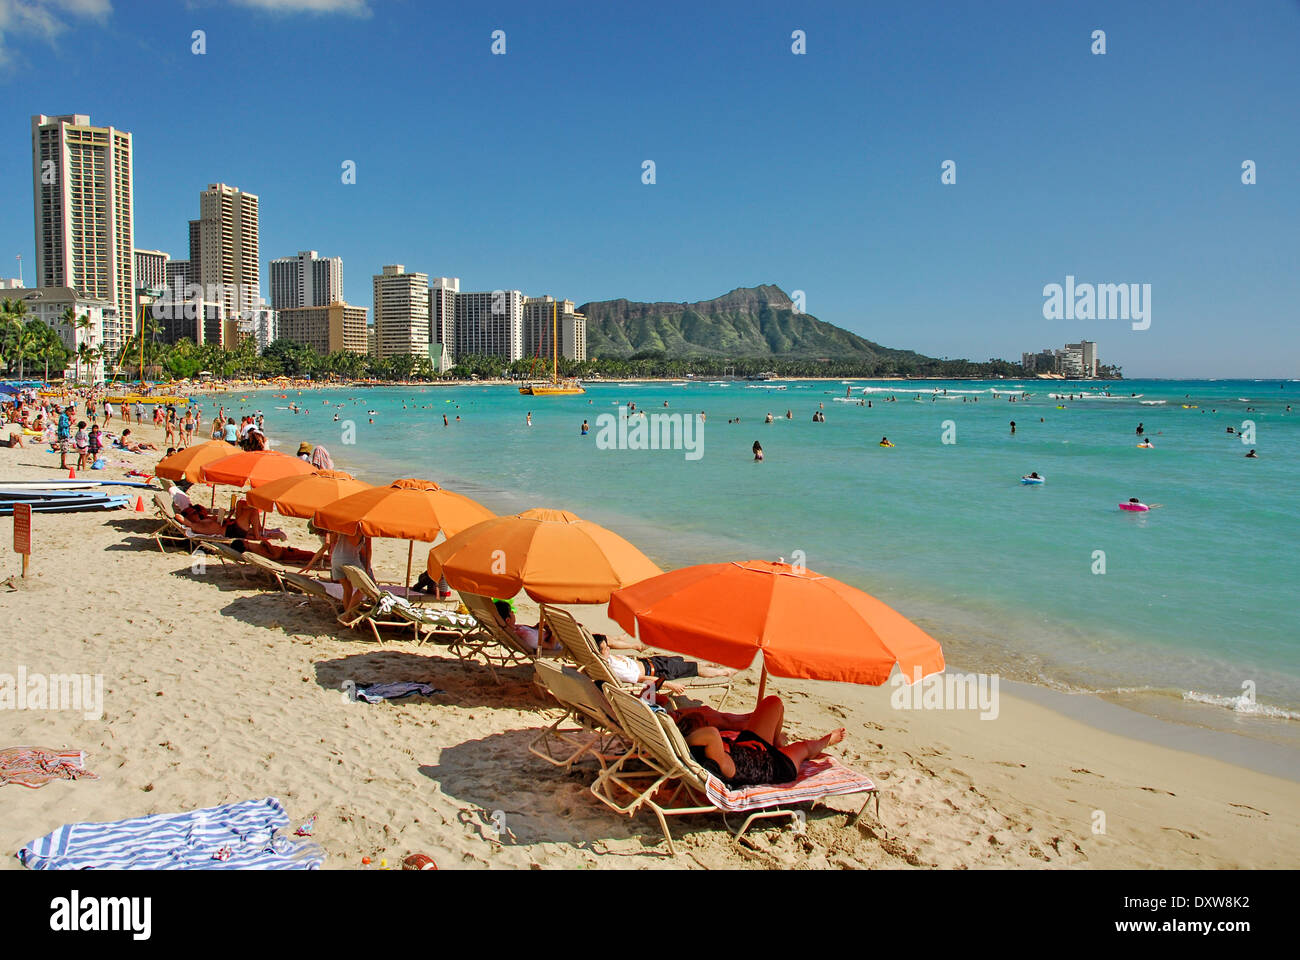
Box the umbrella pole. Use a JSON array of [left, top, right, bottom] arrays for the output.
[[757, 665, 768, 703], [405, 540, 413, 592]]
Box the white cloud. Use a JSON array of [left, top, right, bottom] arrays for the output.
[[229, 0, 370, 14], [0, 0, 111, 69]]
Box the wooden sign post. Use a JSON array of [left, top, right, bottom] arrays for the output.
[[13, 502, 32, 578]]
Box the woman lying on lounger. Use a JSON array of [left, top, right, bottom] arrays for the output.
[[185, 498, 286, 541], [673, 695, 845, 788], [593, 633, 733, 696], [230, 539, 319, 566]]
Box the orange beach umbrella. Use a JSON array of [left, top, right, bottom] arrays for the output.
[[428, 508, 662, 604], [201, 450, 316, 488], [608, 560, 945, 696], [246, 469, 372, 519], [313, 478, 494, 542], [314, 478, 495, 588], [155, 440, 239, 483]]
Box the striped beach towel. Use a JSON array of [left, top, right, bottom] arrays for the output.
[[18, 797, 325, 870], [0, 747, 99, 790], [704, 756, 875, 813]]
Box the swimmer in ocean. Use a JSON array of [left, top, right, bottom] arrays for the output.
[[752, 441, 764, 461]]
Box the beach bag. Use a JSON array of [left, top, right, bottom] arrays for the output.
[[91, 458, 106, 470]]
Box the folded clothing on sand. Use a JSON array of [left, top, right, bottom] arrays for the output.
[[351, 681, 445, 703], [18, 796, 325, 869], [0, 747, 99, 789]]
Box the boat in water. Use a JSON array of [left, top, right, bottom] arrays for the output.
[[519, 300, 585, 396]]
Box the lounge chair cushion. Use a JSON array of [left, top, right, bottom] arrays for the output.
[[703, 755, 875, 813]]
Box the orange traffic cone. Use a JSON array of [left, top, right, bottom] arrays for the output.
[[68, 468, 76, 479], [134, 496, 145, 512]]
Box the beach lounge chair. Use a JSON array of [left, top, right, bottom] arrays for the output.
[[460, 592, 562, 668], [370, 592, 498, 661], [543, 607, 733, 708], [530, 660, 631, 771], [150, 492, 233, 554], [591, 687, 879, 856], [337, 565, 420, 642], [281, 570, 345, 613]]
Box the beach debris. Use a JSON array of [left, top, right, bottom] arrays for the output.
[[294, 815, 317, 837], [211, 846, 233, 862], [403, 853, 438, 870]]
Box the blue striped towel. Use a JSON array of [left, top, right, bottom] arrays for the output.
[[18, 797, 325, 870]]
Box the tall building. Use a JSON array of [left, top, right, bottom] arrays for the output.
[[524, 296, 587, 361], [278, 303, 368, 355], [164, 259, 192, 291], [135, 249, 169, 291], [1066, 340, 1098, 378], [372, 264, 429, 358], [269, 250, 343, 309], [429, 276, 458, 360], [189, 183, 260, 317], [31, 114, 136, 358], [455, 289, 524, 361]]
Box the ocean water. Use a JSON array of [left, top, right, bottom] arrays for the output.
[[207, 378, 1300, 737]]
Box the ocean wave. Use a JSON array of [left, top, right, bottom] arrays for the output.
[[1182, 691, 1300, 720]]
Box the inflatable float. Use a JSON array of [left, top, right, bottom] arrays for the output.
[[1119, 501, 1150, 512], [1021, 476, 1045, 485]]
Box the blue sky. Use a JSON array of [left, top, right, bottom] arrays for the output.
[[1, 0, 1297, 377]]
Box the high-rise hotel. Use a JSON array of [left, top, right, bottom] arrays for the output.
[[189, 183, 260, 320], [372, 265, 430, 359], [270, 250, 344, 309], [31, 113, 135, 357]]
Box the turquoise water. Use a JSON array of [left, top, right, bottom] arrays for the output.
[[205, 378, 1300, 728]]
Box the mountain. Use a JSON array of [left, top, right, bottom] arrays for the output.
[[577, 285, 931, 364]]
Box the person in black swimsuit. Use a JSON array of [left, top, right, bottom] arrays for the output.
[[674, 695, 845, 788]]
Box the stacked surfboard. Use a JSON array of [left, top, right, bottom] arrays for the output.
[[0, 479, 152, 516]]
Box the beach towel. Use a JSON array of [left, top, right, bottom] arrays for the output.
[[353, 681, 445, 703], [703, 756, 875, 813], [17, 797, 325, 870], [0, 747, 99, 790], [374, 592, 477, 628]]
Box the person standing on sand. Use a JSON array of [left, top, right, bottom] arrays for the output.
[[56, 405, 72, 470]]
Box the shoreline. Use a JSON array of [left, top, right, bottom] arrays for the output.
[[274, 395, 1299, 768], [1, 413, 1297, 868]]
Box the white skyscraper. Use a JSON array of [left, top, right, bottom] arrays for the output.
[[31, 113, 135, 359], [372, 265, 430, 358], [455, 289, 524, 361], [189, 183, 260, 316], [270, 250, 344, 309]]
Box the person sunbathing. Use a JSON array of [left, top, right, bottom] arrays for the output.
[[230, 539, 318, 566], [593, 633, 733, 696], [673, 695, 845, 788], [0, 431, 24, 449], [117, 429, 158, 452], [492, 599, 561, 652], [184, 498, 285, 540]]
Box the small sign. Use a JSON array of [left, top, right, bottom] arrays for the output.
[[13, 502, 31, 578], [13, 502, 31, 555]]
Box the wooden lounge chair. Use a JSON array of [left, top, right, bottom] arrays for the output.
[[460, 592, 562, 668], [151, 492, 234, 554], [337, 564, 420, 642], [530, 660, 631, 771], [281, 570, 344, 613], [543, 607, 733, 708], [591, 687, 879, 856]]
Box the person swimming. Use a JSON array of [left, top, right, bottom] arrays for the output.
[[879, 437, 893, 447], [1245, 449, 1258, 458], [581, 419, 589, 435], [752, 441, 764, 461]]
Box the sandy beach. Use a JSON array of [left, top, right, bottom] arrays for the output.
[[1, 413, 1297, 870]]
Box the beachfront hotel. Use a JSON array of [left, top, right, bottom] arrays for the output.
[[372, 264, 430, 359], [20, 286, 114, 383], [277, 302, 368, 355], [189, 182, 260, 317], [30, 113, 136, 360], [429, 276, 458, 368], [134, 248, 169, 292], [270, 250, 344, 310], [523, 295, 588, 361], [1022, 340, 1099, 377], [455, 288, 525, 361]]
